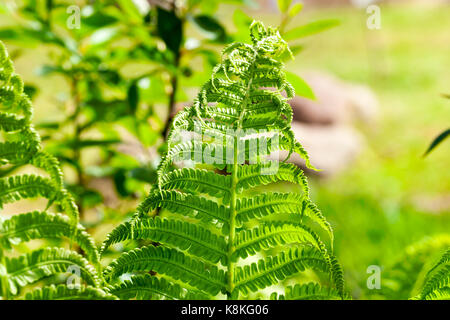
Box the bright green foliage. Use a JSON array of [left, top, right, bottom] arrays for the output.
[[413, 247, 450, 300], [378, 235, 450, 300], [0, 41, 108, 300], [107, 275, 208, 300], [424, 94, 449, 156], [24, 284, 118, 300], [0, 0, 248, 221], [270, 282, 345, 300], [101, 22, 344, 300]]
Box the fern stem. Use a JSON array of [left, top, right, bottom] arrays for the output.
[[226, 138, 238, 298], [226, 61, 255, 298]]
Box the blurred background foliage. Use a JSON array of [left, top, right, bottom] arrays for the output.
[[0, 0, 449, 299]]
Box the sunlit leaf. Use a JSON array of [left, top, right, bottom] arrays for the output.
[[424, 129, 450, 156], [285, 71, 315, 100], [192, 15, 226, 42], [284, 19, 340, 41]]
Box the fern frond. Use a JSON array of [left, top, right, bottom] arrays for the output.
[[415, 287, 450, 300], [236, 162, 309, 195], [5, 247, 100, 295], [137, 190, 230, 227], [102, 21, 343, 300], [104, 246, 226, 296], [107, 275, 209, 300], [236, 192, 333, 241], [0, 174, 57, 206], [425, 248, 449, 279], [0, 211, 99, 265], [0, 41, 78, 220], [24, 284, 117, 300], [0, 40, 89, 300], [0, 174, 78, 220], [101, 217, 227, 264], [233, 247, 330, 295], [419, 248, 449, 300], [160, 168, 231, 202], [0, 141, 37, 165], [270, 282, 343, 300], [381, 235, 450, 300], [30, 151, 64, 187], [232, 222, 325, 261], [0, 112, 28, 132]]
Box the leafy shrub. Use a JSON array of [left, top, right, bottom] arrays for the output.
[[100, 21, 345, 300], [0, 41, 112, 300], [0, 0, 244, 221]]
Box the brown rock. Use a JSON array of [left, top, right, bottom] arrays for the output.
[[273, 122, 363, 176], [289, 71, 378, 125]]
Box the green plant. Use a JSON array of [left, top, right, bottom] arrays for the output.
[[0, 0, 248, 225], [413, 247, 449, 300], [375, 235, 450, 300], [100, 21, 345, 300], [424, 94, 449, 156], [0, 41, 112, 300]]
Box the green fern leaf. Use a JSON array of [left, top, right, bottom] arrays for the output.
[[101, 217, 227, 264], [138, 190, 230, 227], [160, 168, 232, 202], [419, 248, 449, 300], [235, 192, 333, 241], [232, 222, 325, 261], [0, 211, 99, 265], [107, 275, 209, 300], [270, 282, 344, 300], [24, 284, 117, 300], [0, 40, 88, 300], [102, 21, 343, 300], [233, 247, 331, 295], [104, 245, 226, 296], [416, 287, 450, 300], [5, 247, 100, 295]]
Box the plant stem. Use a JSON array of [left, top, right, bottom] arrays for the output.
[[162, 64, 179, 139], [226, 137, 238, 299], [162, 4, 184, 139], [226, 61, 255, 299], [71, 77, 85, 220]]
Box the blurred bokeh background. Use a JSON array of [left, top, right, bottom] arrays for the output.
[[0, 0, 449, 299]]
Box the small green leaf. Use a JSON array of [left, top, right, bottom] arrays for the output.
[[127, 82, 139, 114], [286, 71, 316, 100], [284, 19, 340, 41], [424, 129, 450, 156], [83, 12, 118, 29], [192, 15, 226, 42], [277, 0, 292, 13], [157, 7, 182, 55], [288, 3, 303, 17]]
